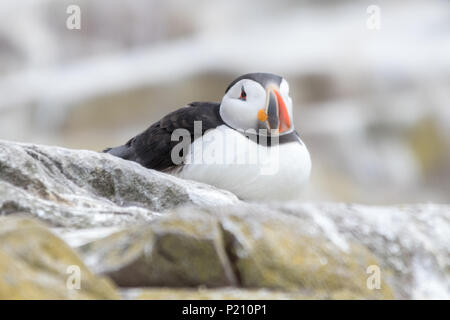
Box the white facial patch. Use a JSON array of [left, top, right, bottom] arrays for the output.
[[219, 79, 266, 132]]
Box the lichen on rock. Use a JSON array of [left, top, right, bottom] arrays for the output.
[[0, 216, 118, 299]]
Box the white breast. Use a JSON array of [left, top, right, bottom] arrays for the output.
[[170, 125, 311, 201]]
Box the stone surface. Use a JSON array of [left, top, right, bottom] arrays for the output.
[[271, 202, 450, 299], [80, 211, 238, 288], [79, 206, 396, 299], [77, 202, 450, 299], [0, 216, 118, 299], [0, 140, 238, 228]]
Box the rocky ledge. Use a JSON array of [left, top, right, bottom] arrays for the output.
[[0, 140, 448, 299]]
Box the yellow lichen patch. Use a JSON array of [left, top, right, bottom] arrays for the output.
[[0, 216, 119, 299], [222, 214, 394, 299]]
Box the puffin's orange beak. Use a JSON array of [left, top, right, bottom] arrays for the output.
[[273, 89, 291, 133], [258, 86, 291, 134]]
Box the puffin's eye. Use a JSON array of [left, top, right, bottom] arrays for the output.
[[239, 86, 247, 101]]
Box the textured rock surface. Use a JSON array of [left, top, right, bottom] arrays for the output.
[[0, 216, 118, 299], [78, 206, 395, 299], [271, 203, 450, 299], [78, 204, 449, 299], [0, 140, 238, 228], [80, 211, 238, 288], [0, 141, 448, 299]]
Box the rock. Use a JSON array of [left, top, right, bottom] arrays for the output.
[[0, 216, 118, 299], [78, 206, 394, 299], [0, 140, 238, 228], [216, 206, 392, 299], [78, 203, 449, 299], [80, 210, 238, 288], [274, 202, 450, 300]]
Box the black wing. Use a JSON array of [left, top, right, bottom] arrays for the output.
[[103, 102, 223, 171]]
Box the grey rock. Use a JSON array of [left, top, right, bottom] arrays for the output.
[[80, 210, 238, 288], [78, 203, 450, 299], [266, 202, 450, 299], [0, 140, 238, 228]]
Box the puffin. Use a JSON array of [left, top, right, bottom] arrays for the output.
[[104, 73, 311, 201]]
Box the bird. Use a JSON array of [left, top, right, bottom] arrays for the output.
[[104, 72, 311, 201]]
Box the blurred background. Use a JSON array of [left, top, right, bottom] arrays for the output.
[[0, 0, 449, 204]]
